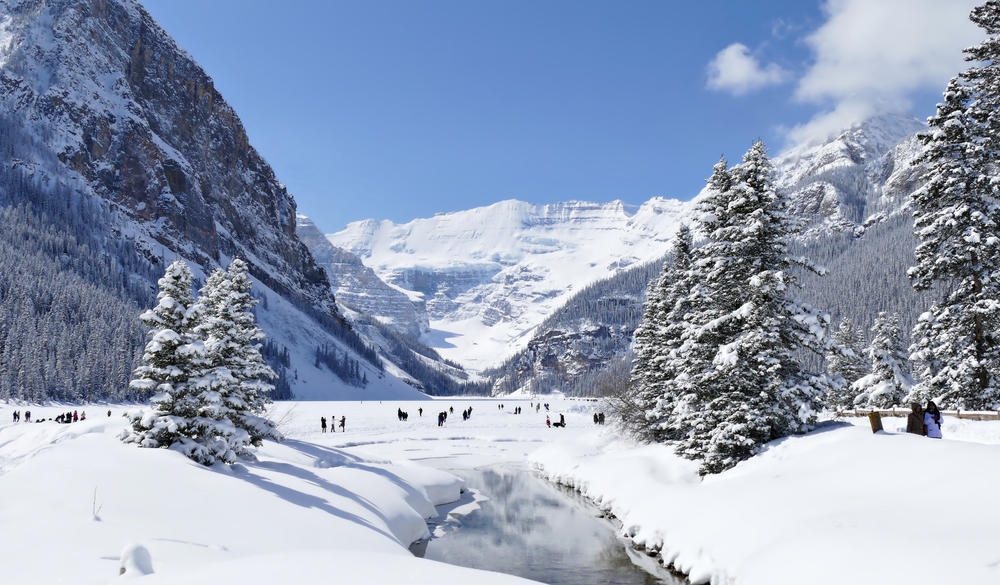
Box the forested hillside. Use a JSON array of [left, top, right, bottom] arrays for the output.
[[0, 162, 151, 402], [486, 260, 661, 395]]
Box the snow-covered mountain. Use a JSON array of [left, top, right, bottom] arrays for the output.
[[328, 114, 929, 380], [0, 0, 433, 400], [328, 198, 692, 371], [773, 113, 926, 236], [297, 215, 429, 339]]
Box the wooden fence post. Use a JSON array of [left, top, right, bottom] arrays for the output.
[[868, 411, 884, 433]]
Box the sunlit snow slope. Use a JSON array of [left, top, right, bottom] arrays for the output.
[[329, 198, 691, 371]]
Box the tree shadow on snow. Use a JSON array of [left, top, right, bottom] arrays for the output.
[[215, 441, 401, 544], [280, 439, 447, 513]]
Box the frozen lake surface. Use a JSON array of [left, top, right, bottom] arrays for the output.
[[417, 463, 682, 584]]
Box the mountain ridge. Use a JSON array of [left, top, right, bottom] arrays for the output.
[[327, 196, 692, 371], [325, 113, 928, 381]]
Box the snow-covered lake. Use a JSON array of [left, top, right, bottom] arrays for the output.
[[3, 396, 1000, 585]]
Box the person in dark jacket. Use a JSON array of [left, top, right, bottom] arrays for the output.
[[905, 403, 925, 435], [924, 401, 943, 439]]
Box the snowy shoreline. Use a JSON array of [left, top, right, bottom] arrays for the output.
[[4, 400, 999, 585], [530, 414, 1000, 585], [0, 401, 548, 585]]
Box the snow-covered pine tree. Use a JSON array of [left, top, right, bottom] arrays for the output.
[[825, 318, 869, 410], [192, 258, 282, 455], [909, 0, 1000, 410], [851, 312, 911, 408], [668, 158, 738, 453], [625, 263, 669, 439], [628, 224, 694, 441], [122, 260, 211, 455], [677, 142, 833, 475]]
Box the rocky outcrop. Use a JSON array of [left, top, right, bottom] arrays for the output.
[[774, 113, 926, 236], [0, 0, 335, 317], [297, 214, 429, 338]]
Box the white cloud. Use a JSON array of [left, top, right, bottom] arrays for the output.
[[706, 43, 789, 96], [787, 0, 979, 146]]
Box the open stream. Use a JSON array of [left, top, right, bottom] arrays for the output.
[[412, 464, 684, 585]]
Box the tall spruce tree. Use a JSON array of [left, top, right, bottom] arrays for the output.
[[909, 0, 1000, 410], [668, 158, 738, 449], [676, 143, 832, 475], [851, 312, 911, 408], [123, 260, 202, 450], [628, 224, 694, 441], [825, 317, 869, 410], [192, 258, 282, 453]]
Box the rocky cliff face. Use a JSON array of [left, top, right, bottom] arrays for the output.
[[0, 0, 440, 399], [0, 0, 333, 313], [773, 113, 926, 236], [297, 214, 429, 338]]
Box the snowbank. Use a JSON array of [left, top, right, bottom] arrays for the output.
[[0, 407, 540, 585], [530, 415, 1000, 585]]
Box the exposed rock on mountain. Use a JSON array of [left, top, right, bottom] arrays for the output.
[[0, 0, 331, 309], [0, 0, 427, 400], [774, 113, 926, 236], [297, 214, 429, 339]]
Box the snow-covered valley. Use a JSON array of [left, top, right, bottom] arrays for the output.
[[2, 399, 998, 585]]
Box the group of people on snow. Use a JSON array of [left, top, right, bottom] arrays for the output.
[[320, 416, 346, 433], [11, 409, 100, 424], [546, 413, 566, 428], [905, 400, 944, 439], [313, 403, 576, 431]]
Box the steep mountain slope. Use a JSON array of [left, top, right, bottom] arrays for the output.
[[774, 113, 926, 236], [297, 215, 429, 339], [297, 215, 483, 395], [485, 260, 662, 396], [0, 0, 427, 400]]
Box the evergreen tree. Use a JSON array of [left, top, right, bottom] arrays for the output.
[[825, 318, 869, 410], [909, 0, 1000, 410], [668, 158, 738, 449], [122, 259, 281, 466], [628, 224, 694, 441], [122, 260, 215, 457], [851, 312, 911, 408], [192, 258, 282, 453], [675, 143, 833, 475]]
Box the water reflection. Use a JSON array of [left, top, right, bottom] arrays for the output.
[[417, 465, 684, 585]]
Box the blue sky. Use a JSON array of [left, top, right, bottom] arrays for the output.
[[140, 0, 979, 232]]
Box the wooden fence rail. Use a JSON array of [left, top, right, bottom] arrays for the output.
[[837, 408, 1000, 421]]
